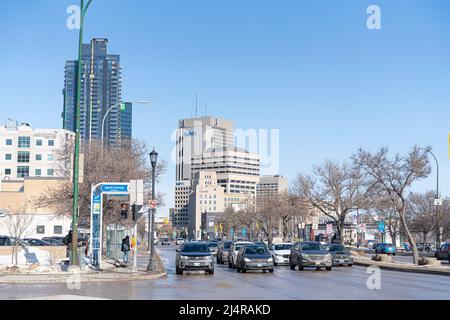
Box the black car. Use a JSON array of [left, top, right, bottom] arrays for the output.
[[235, 244, 274, 273], [217, 241, 233, 264], [42, 237, 65, 246], [175, 242, 214, 275], [22, 238, 51, 246]]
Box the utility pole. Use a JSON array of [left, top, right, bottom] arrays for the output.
[[71, 0, 93, 266]]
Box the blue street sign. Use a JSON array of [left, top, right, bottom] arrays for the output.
[[230, 228, 234, 237], [242, 228, 247, 237], [378, 221, 385, 232], [101, 184, 129, 193]]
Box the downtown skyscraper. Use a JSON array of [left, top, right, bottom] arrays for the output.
[[62, 38, 132, 146]]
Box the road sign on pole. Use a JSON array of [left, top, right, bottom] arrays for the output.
[[148, 199, 158, 209]]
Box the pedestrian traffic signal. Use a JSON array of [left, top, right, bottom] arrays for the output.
[[121, 203, 128, 219], [132, 204, 143, 221]]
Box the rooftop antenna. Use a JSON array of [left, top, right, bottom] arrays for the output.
[[195, 92, 198, 118]]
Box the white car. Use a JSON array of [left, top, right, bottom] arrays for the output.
[[228, 241, 254, 268], [271, 243, 294, 266], [176, 238, 185, 245]]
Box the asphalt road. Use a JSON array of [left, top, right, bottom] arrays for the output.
[[0, 245, 449, 300]]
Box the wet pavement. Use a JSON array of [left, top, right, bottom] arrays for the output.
[[1, 245, 449, 300]]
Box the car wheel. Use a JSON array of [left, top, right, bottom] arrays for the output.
[[297, 259, 304, 271], [289, 258, 295, 270], [269, 269, 274, 273], [228, 261, 233, 269], [176, 267, 183, 275], [326, 266, 332, 271], [241, 267, 246, 273], [348, 264, 353, 267], [208, 269, 214, 275]]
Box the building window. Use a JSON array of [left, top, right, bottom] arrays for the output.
[[36, 139, 43, 146], [48, 140, 55, 147], [18, 136, 31, 148], [4, 169, 11, 175], [47, 169, 54, 176], [35, 169, 41, 176], [5, 139, 13, 146], [36, 225, 45, 234], [54, 226, 63, 235], [17, 166, 29, 178], [47, 154, 54, 161], [17, 151, 30, 163], [5, 154, 12, 160], [36, 154, 42, 161]]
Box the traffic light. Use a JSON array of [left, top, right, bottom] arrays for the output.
[[120, 204, 128, 219], [132, 204, 143, 221]]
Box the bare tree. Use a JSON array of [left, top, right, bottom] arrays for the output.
[[407, 191, 448, 245], [216, 207, 239, 239], [6, 205, 33, 265], [355, 147, 430, 264], [236, 202, 257, 240], [369, 196, 401, 246], [293, 160, 369, 243], [256, 195, 284, 246], [35, 139, 167, 221]]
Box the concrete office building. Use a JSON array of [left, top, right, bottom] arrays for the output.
[[176, 117, 234, 181], [173, 180, 191, 231], [62, 38, 132, 146], [256, 175, 289, 200], [187, 171, 224, 240], [0, 119, 74, 180]]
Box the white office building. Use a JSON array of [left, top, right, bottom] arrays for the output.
[[0, 119, 74, 180]]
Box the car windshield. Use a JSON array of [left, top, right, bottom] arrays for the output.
[[274, 244, 293, 250], [245, 246, 268, 255], [223, 242, 232, 249], [235, 243, 251, 251], [327, 245, 346, 252], [208, 242, 218, 247], [301, 243, 324, 251], [181, 244, 210, 253]]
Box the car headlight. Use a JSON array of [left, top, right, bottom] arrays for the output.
[[244, 258, 251, 263], [206, 255, 213, 261], [302, 254, 310, 259], [267, 258, 273, 262], [325, 254, 332, 260], [180, 255, 189, 260]]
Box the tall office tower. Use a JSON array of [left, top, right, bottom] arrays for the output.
[[176, 117, 234, 181], [62, 38, 132, 146]]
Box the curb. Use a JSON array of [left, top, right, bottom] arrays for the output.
[[353, 257, 450, 277], [0, 271, 167, 284]]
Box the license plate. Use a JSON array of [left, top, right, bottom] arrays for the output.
[[193, 262, 200, 266], [337, 259, 344, 263], [315, 262, 321, 265], [257, 263, 263, 267]]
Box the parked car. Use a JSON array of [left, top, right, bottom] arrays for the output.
[[235, 244, 274, 273], [228, 241, 254, 268], [41, 238, 64, 246], [160, 237, 170, 245], [435, 242, 450, 260], [22, 238, 51, 246], [217, 241, 233, 264], [175, 242, 214, 275], [289, 241, 333, 271], [176, 238, 185, 245], [325, 243, 353, 267], [374, 243, 396, 255], [0, 235, 13, 246], [42, 236, 65, 243], [417, 243, 434, 252], [270, 243, 294, 266], [207, 241, 219, 256]]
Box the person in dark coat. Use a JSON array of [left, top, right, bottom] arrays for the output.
[[121, 236, 131, 264]]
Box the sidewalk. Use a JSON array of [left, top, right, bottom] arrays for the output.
[[352, 253, 450, 276], [0, 249, 166, 284]]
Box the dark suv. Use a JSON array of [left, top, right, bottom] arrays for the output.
[[175, 242, 214, 275]]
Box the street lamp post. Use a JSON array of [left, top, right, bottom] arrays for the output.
[[147, 149, 158, 272], [101, 100, 149, 144], [421, 148, 441, 247], [71, 0, 93, 267]]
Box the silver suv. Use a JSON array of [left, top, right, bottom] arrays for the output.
[[175, 242, 214, 275], [289, 241, 333, 271]]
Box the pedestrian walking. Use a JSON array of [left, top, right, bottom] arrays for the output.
[[121, 235, 131, 264]]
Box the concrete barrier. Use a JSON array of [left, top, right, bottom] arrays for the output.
[[372, 254, 392, 262], [419, 257, 441, 266]]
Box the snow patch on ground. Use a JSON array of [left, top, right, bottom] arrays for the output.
[[0, 247, 53, 266]]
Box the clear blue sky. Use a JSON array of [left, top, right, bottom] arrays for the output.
[[1, 0, 450, 217]]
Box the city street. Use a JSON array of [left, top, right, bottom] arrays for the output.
[[0, 245, 449, 300]]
